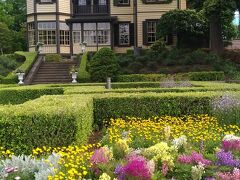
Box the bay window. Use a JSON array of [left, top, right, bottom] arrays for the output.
[[38, 22, 56, 45]]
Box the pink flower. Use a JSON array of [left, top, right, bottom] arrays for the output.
[[177, 151, 211, 166], [90, 147, 111, 165], [162, 162, 169, 176]]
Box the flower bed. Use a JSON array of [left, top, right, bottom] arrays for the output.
[[0, 115, 239, 179]]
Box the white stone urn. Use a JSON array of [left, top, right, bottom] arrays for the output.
[[17, 73, 25, 85], [71, 72, 78, 83]]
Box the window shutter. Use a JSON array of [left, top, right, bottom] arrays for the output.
[[36, 0, 40, 3], [114, 23, 119, 46], [142, 21, 148, 45], [130, 23, 134, 46], [113, 0, 119, 6], [142, 0, 147, 3]]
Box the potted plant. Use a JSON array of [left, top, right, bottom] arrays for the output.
[[15, 69, 25, 85], [70, 65, 78, 83]]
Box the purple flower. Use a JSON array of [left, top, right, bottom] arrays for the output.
[[115, 165, 126, 180], [216, 150, 240, 167]]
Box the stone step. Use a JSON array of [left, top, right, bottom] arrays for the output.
[[31, 60, 78, 84]]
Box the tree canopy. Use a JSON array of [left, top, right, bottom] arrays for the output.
[[157, 9, 208, 48], [0, 0, 26, 54]]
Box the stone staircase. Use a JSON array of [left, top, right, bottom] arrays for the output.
[[32, 61, 77, 84]]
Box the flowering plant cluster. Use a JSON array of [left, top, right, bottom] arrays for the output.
[[0, 115, 240, 179]]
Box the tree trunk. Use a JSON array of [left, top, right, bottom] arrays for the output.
[[209, 15, 224, 55]]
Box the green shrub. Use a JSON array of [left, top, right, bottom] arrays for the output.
[[117, 72, 225, 82], [2, 52, 37, 84], [183, 49, 209, 65], [127, 61, 144, 73], [117, 74, 166, 82], [150, 39, 167, 54], [89, 48, 120, 82], [93, 92, 217, 128], [45, 54, 62, 62], [187, 71, 225, 81], [0, 95, 93, 154], [0, 87, 64, 105], [77, 53, 91, 83]]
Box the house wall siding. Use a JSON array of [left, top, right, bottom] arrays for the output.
[[27, 0, 34, 14], [36, 3, 56, 13], [59, 0, 71, 14]]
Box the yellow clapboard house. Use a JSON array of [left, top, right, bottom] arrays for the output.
[[27, 0, 186, 55]]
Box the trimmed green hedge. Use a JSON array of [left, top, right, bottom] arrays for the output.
[[45, 54, 62, 62], [117, 71, 225, 82], [118, 74, 166, 82], [77, 53, 91, 82], [1, 52, 38, 84], [64, 81, 240, 95], [188, 71, 225, 81], [0, 95, 93, 154], [93, 92, 232, 128], [0, 87, 64, 105]]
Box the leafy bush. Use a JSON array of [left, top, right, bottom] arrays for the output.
[[93, 92, 214, 128], [117, 74, 166, 82], [77, 53, 91, 83], [127, 61, 144, 73], [1, 52, 37, 84], [89, 48, 120, 82], [117, 71, 224, 82], [183, 49, 209, 65], [45, 54, 62, 62], [188, 71, 225, 81], [0, 87, 64, 105], [0, 95, 93, 154], [150, 39, 168, 54]]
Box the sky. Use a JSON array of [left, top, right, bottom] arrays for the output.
[[233, 11, 239, 25]]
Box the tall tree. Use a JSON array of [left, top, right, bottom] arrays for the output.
[[0, 22, 12, 54], [0, 0, 27, 53], [203, 0, 236, 54]]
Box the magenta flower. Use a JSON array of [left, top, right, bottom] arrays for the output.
[[222, 140, 240, 151], [177, 151, 211, 166], [115, 155, 152, 180]]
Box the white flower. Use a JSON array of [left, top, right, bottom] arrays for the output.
[[223, 134, 240, 141], [172, 135, 187, 148]]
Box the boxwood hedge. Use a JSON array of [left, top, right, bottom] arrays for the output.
[[117, 71, 225, 82], [0, 95, 93, 154], [0, 87, 64, 105], [93, 92, 236, 128]]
